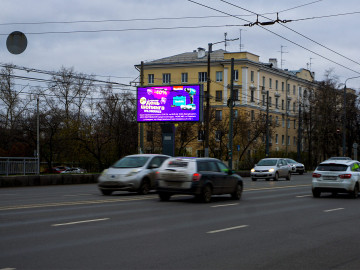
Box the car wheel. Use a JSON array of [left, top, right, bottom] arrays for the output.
[[201, 185, 212, 203], [273, 172, 279, 181], [231, 183, 243, 200], [351, 184, 359, 199], [286, 172, 291, 181], [251, 178, 257, 181], [158, 192, 171, 201], [101, 190, 112, 196], [312, 189, 321, 198], [138, 179, 150, 195]]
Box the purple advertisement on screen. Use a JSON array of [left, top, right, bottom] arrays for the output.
[[137, 85, 201, 122]]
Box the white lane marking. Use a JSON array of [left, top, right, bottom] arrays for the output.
[[211, 203, 239, 208], [52, 218, 109, 227], [207, 225, 248, 234], [0, 268, 16, 270], [324, 208, 344, 213], [296, 195, 312, 198], [64, 194, 93, 197]]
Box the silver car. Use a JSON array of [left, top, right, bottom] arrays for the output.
[[98, 154, 170, 195], [284, 158, 305, 174], [250, 158, 292, 181], [312, 159, 360, 198]]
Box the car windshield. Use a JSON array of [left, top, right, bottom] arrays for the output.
[[167, 160, 189, 168], [286, 159, 296, 164], [328, 157, 351, 160], [257, 159, 277, 166], [316, 164, 348, 171], [112, 156, 150, 168]]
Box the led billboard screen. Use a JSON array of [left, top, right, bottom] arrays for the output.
[[137, 85, 202, 122]]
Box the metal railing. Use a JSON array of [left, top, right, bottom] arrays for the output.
[[0, 157, 39, 176]]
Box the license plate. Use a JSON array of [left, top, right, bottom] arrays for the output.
[[323, 176, 337, 180]]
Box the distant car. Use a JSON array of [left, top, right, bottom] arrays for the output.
[[43, 166, 69, 174], [312, 159, 360, 198], [284, 158, 305, 174], [61, 167, 87, 174], [98, 154, 170, 195], [327, 157, 352, 161], [250, 158, 292, 181], [155, 157, 243, 203]]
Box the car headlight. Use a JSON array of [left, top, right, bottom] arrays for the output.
[[126, 169, 141, 177], [100, 169, 108, 176], [269, 168, 275, 173], [251, 168, 255, 172]]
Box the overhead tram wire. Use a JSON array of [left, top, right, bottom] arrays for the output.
[[187, 0, 360, 76], [219, 0, 360, 69]]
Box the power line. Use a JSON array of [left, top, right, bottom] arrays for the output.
[[0, 24, 245, 36], [187, 0, 360, 75], [220, 0, 360, 69]]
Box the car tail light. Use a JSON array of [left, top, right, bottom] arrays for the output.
[[312, 173, 321, 178], [192, 173, 201, 181], [339, 174, 352, 179]]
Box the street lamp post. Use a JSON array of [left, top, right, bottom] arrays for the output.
[[343, 76, 360, 156]]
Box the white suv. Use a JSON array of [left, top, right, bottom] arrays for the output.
[[312, 159, 360, 198]]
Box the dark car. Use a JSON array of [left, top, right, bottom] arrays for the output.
[[155, 157, 243, 203]]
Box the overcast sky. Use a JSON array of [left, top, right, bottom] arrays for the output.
[[1, 0, 360, 89]]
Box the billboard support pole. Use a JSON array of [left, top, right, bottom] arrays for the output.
[[139, 61, 144, 153], [205, 43, 212, 157]]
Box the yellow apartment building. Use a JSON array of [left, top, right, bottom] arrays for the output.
[[135, 48, 316, 161]]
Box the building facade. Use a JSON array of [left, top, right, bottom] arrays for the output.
[[136, 48, 315, 161]]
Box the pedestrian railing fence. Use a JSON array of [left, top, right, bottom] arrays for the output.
[[0, 157, 39, 176]]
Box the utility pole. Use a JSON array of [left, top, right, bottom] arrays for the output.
[[265, 91, 269, 157], [37, 96, 40, 175], [279, 45, 288, 69], [228, 58, 234, 169], [205, 43, 212, 157], [140, 61, 144, 154], [239, 29, 245, 52], [297, 102, 302, 162]]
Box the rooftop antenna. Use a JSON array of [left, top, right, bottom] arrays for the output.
[[224, 32, 228, 51], [278, 45, 288, 69], [239, 29, 245, 52], [309, 57, 314, 71]]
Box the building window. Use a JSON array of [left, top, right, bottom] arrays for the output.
[[282, 82, 285, 92], [215, 90, 223, 101], [293, 102, 296, 113], [262, 94, 266, 106], [294, 119, 296, 129], [275, 116, 279, 125], [269, 96, 272, 107], [198, 130, 205, 141], [215, 130, 222, 141], [287, 100, 290, 111], [276, 80, 278, 90], [233, 110, 238, 118], [276, 134, 278, 144], [234, 70, 239, 81], [294, 136, 297, 145], [251, 110, 255, 121], [148, 74, 154, 84], [251, 71, 254, 82], [198, 72, 207, 83], [287, 118, 290, 129], [216, 71, 223, 82], [215, 110, 222, 121], [275, 97, 279, 109], [287, 136, 290, 145], [282, 135, 285, 145], [262, 76, 266, 88], [282, 115, 285, 127], [282, 99, 284, 110], [287, 84, 290, 94], [181, 73, 188, 83], [232, 90, 239, 101], [163, 73, 171, 84], [293, 85, 296, 95], [146, 131, 153, 142], [269, 78, 272, 89], [299, 87, 302, 97]]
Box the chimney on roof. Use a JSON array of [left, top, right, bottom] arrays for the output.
[[269, 58, 278, 68], [197, 47, 206, 58]]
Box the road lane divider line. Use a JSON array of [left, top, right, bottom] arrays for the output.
[[0, 196, 158, 211], [207, 225, 248, 234], [324, 208, 344, 213], [52, 218, 109, 227], [64, 194, 93, 197], [244, 184, 310, 192], [211, 203, 239, 208], [296, 195, 312, 198]]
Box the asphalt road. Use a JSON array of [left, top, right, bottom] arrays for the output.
[[1, 174, 360, 270]]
